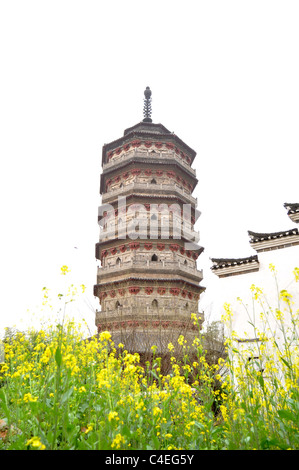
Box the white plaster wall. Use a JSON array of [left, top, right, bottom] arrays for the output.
[[199, 245, 299, 340]]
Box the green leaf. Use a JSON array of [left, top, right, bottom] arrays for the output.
[[152, 435, 160, 449], [232, 348, 240, 354], [279, 356, 292, 370], [277, 409, 297, 422], [55, 347, 62, 367], [260, 437, 280, 450], [0, 389, 10, 419], [121, 424, 132, 439], [194, 420, 205, 430], [257, 374, 264, 390], [60, 386, 74, 404]]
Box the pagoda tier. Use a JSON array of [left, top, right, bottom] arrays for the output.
[[94, 105, 205, 353]]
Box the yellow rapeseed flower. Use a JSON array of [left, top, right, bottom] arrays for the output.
[[153, 406, 162, 417], [111, 433, 125, 449], [108, 411, 119, 422], [269, 263, 276, 273], [23, 393, 38, 403], [26, 436, 45, 450], [279, 289, 292, 304], [84, 424, 93, 434], [60, 265, 70, 275], [99, 331, 111, 342]]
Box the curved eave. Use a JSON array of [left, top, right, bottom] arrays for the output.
[[95, 241, 204, 259], [248, 228, 299, 243], [123, 122, 172, 135], [284, 202, 299, 215], [101, 127, 197, 166], [100, 162, 198, 194], [211, 254, 259, 269], [99, 193, 199, 213], [94, 278, 205, 294]]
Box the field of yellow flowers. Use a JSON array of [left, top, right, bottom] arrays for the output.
[[0, 266, 298, 450]]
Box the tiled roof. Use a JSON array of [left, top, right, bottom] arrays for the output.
[[101, 121, 197, 165], [123, 122, 171, 136], [284, 202, 299, 214], [248, 228, 299, 243], [211, 255, 259, 270]]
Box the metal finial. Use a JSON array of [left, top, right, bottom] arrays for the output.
[[143, 86, 152, 122]]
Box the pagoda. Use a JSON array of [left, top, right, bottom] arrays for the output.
[[94, 88, 205, 355]]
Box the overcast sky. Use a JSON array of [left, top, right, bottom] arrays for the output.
[[1, 1, 298, 335]]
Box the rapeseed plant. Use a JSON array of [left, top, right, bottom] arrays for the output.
[[0, 265, 298, 450]]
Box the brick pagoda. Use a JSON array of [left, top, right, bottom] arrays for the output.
[[94, 88, 205, 354]]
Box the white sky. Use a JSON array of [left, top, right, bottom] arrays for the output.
[[0, 1, 298, 335]]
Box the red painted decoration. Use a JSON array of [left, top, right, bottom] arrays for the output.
[[157, 287, 166, 295], [144, 243, 153, 250], [170, 244, 179, 252], [145, 287, 154, 295], [129, 242, 140, 250], [129, 287, 140, 295], [166, 143, 174, 150], [170, 288, 180, 296]]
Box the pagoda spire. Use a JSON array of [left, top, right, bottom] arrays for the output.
[[143, 86, 152, 122]]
